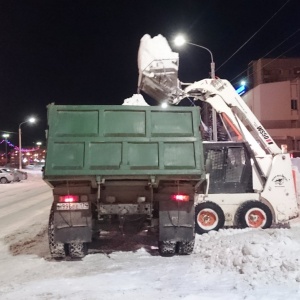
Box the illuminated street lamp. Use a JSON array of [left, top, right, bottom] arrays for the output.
[[174, 35, 217, 141], [18, 117, 36, 169], [2, 133, 9, 165], [174, 35, 215, 79]]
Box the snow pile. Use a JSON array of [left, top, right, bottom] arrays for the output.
[[1, 178, 300, 299], [122, 94, 149, 106], [292, 158, 300, 206], [136, 34, 183, 104], [137, 34, 178, 72], [3, 225, 300, 299], [194, 227, 300, 286]]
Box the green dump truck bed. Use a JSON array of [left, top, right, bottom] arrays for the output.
[[44, 104, 204, 180]]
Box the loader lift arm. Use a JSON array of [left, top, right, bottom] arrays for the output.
[[137, 35, 281, 158], [182, 78, 282, 156]]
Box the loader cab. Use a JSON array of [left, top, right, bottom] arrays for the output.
[[203, 142, 253, 194]]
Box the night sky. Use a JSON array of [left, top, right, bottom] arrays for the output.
[[0, 0, 299, 147]]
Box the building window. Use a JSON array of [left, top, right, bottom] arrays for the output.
[[271, 69, 282, 75], [294, 67, 300, 75], [291, 99, 298, 110]]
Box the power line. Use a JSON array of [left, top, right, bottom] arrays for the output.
[[257, 42, 300, 70], [216, 0, 291, 72], [231, 42, 300, 87], [262, 28, 300, 58], [230, 28, 300, 83], [0, 130, 17, 134]]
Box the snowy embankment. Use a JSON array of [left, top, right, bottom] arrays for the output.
[[0, 169, 300, 299]]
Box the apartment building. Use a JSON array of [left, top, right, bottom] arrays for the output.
[[242, 58, 300, 151]]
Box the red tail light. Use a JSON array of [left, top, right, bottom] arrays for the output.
[[59, 195, 79, 203], [171, 194, 190, 202]]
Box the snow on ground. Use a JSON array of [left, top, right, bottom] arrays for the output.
[[0, 169, 300, 299]]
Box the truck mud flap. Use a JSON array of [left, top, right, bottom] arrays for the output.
[[54, 210, 92, 243], [159, 200, 195, 241]]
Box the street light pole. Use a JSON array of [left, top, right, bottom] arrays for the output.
[[185, 42, 215, 79], [174, 36, 218, 141], [18, 118, 36, 170], [18, 125, 22, 170], [2, 133, 9, 165]]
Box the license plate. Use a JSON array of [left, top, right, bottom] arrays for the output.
[[57, 202, 89, 210]]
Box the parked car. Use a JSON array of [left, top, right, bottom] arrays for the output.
[[0, 169, 14, 183], [14, 169, 28, 180], [1, 168, 27, 182]]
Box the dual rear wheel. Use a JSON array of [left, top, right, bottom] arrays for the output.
[[48, 206, 88, 259], [158, 239, 195, 256]]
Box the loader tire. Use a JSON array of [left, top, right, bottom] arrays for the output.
[[236, 200, 272, 229], [48, 205, 66, 259], [177, 239, 195, 255], [195, 201, 225, 234], [68, 242, 88, 258], [158, 241, 176, 256]]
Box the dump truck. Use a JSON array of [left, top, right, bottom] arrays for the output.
[[43, 104, 206, 258]]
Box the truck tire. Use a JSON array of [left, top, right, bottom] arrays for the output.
[[48, 205, 66, 259], [236, 200, 272, 229], [68, 242, 88, 258], [195, 201, 225, 234], [177, 239, 195, 255], [158, 241, 176, 256]]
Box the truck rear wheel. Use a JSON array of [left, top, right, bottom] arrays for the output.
[[68, 242, 88, 258], [158, 241, 176, 256], [195, 201, 225, 234], [48, 205, 66, 259], [236, 200, 272, 229], [177, 239, 195, 255]]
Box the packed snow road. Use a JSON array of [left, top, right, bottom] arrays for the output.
[[1, 169, 300, 299], [0, 177, 52, 239]]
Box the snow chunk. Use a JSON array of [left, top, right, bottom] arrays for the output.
[[122, 94, 149, 106], [137, 34, 178, 72], [241, 243, 266, 258]]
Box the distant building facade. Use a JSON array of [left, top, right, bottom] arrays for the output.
[[242, 58, 300, 151], [248, 58, 300, 88]]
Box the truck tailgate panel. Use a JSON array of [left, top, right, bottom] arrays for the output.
[[45, 105, 204, 177]]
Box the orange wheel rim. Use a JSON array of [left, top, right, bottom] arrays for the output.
[[247, 209, 266, 227], [198, 210, 217, 227]]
